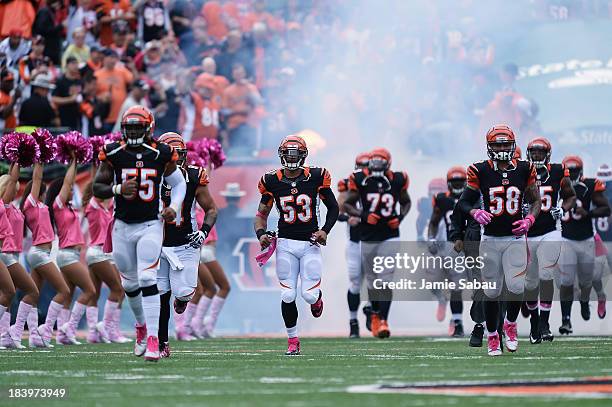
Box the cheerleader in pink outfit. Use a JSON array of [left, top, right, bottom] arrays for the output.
[[0, 178, 16, 349], [82, 179, 129, 344], [21, 162, 71, 346], [0, 164, 42, 348]]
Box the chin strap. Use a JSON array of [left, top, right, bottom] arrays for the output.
[[361, 170, 391, 191]]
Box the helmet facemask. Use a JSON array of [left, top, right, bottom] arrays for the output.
[[527, 146, 550, 168], [567, 166, 583, 185], [368, 156, 389, 175], [175, 148, 187, 166], [279, 146, 307, 170], [487, 140, 516, 162], [448, 178, 466, 196], [122, 122, 150, 146]]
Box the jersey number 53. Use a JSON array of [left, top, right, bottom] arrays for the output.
[[279, 194, 312, 223]]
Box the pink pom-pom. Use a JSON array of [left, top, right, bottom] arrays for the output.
[[56, 131, 93, 164], [106, 131, 122, 143], [89, 135, 107, 166], [2, 132, 40, 167], [31, 128, 57, 163], [186, 151, 206, 167], [205, 138, 226, 169]]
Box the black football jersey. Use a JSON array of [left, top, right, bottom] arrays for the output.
[[258, 167, 332, 241], [467, 159, 536, 237], [161, 166, 209, 247], [348, 169, 409, 242], [593, 181, 612, 241], [338, 177, 361, 243], [100, 141, 177, 224], [562, 178, 606, 241], [140, 1, 167, 42], [433, 192, 459, 241], [528, 163, 567, 237]]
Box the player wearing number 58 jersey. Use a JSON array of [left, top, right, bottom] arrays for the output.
[[343, 148, 412, 340], [523, 137, 575, 344], [94, 106, 187, 362], [458, 125, 541, 356], [558, 156, 610, 335], [254, 135, 339, 356]]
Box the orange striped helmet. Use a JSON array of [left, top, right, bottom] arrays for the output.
[[428, 177, 447, 197], [158, 132, 186, 164], [563, 155, 583, 183], [526, 137, 552, 168], [354, 152, 370, 169], [368, 147, 391, 172], [121, 105, 155, 146], [278, 135, 308, 170], [486, 124, 516, 162], [446, 166, 467, 196]]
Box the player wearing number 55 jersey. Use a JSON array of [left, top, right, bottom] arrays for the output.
[[558, 156, 610, 335], [457, 125, 541, 356], [254, 135, 339, 356], [523, 138, 575, 344], [93, 106, 187, 362], [343, 148, 412, 340]]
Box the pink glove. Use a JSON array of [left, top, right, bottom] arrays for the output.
[[512, 214, 535, 236], [472, 209, 493, 225], [255, 236, 277, 267]]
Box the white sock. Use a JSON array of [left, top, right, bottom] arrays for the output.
[[183, 302, 197, 330], [45, 301, 63, 328], [193, 296, 212, 327], [68, 302, 87, 332], [452, 314, 462, 322], [0, 311, 9, 333], [11, 301, 32, 339], [349, 311, 358, 320], [287, 325, 298, 338], [141, 294, 160, 337], [126, 293, 145, 325], [86, 306, 98, 333], [0, 305, 6, 329], [205, 296, 226, 332], [27, 308, 39, 334]]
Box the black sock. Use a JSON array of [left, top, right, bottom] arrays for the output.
[[158, 291, 171, 343], [347, 290, 360, 313], [281, 301, 298, 328], [379, 301, 391, 320], [484, 299, 499, 334], [470, 289, 485, 324], [540, 279, 554, 303], [559, 285, 574, 320], [450, 290, 463, 319], [579, 285, 592, 302], [505, 292, 523, 323]]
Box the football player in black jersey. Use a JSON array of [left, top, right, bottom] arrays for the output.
[[427, 166, 468, 337], [593, 164, 612, 319], [254, 135, 339, 356], [558, 156, 611, 335], [457, 124, 541, 356], [337, 152, 370, 338], [155, 132, 218, 358], [523, 137, 576, 344], [343, 148, 412, 339], [93, 105, 187, 362]]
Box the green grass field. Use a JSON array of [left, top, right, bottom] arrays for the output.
[[1, 336, 611, 406]]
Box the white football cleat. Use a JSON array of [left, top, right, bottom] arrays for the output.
[[503, 321, 518, 352], [134, 323, 147, 356], [487, 333, 502, 356]]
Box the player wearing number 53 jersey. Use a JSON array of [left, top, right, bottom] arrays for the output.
[[558, 156, 610, 335], [458, 125, 541, 356], [254, 135, 339, 356], [94, 106, 187, 362], [523, 137, 575, 344], [343, 148, 412, 340]]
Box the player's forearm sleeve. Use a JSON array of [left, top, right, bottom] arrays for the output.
[[448, 205, 466, 242], [320, 188, 339, 234], [165, 168, 187, 212], [457, 187, 480, 215]]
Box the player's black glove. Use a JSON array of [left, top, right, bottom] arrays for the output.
[[187, 230, 208, 249]]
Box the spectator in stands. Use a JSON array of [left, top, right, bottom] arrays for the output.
[[242, 0, 284, 33], [97, 0, 135, 46], [170, 0, 196, 47], [136, 0, 172, 43], [201, 1, 229, 43], [183, 17, 220, 66], [0, 69, 21, 130], [80, 75, 110, 136], [94, 48, 134, 132], [62, 28, 91, 70], [113, 79, 151, 131], [154, 62, 181, 135], [198, 57, 229, 104], [19, 73, 59, 127], [215, 30, 254, 80], [182, 73, 220, 141], [0, 30, 30, 70], [80, 46, 103, 79], [221, 63, 262, 155], [32, 0, 66, 66], [0, 0, 36, 39], [18, 36, 53, 86], [66, 0, 99, 47], [52, 57, 83, 130], [134, 40, 163, 78]]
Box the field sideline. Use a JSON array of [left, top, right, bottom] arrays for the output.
[[1, 337, 611, 406]]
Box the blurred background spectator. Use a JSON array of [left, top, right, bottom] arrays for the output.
[[19, 72, 58, 127]]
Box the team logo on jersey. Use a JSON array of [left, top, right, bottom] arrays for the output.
[[291, 188, 298, 195], [502, 179, 509, 185], [231, 238, 279, 291], [136, 161, 144, 168]]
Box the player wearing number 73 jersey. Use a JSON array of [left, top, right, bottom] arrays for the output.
[[94, 106, 187, 362], [458, 124, 541, 356], [254, 135, 339, 356]]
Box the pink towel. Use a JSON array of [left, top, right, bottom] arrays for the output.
[[255, 237, 277, 267]]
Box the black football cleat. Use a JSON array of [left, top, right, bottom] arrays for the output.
[[173, 298, 189, 314], [469, 323, 484, 347], [349, 319, 359, 339], [580, 301, 590, 321], [362, 305, 372, 332], [559, 318, 573, 335], [540, 321, 554, 342], [529, 312, 541, 344], [452, 321, 464, 337]]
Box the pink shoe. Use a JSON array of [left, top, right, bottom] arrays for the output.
[[285, 337, 300, 355], [487, 333, 502, 356], [134, 324, 147, 356], [598, 297, 607, 319], [436, 301, 447, 322], [503, 321, 518, 352], [28, 328, 50, 348], [38, 324, 53, 346], [159, 341, 170, 358], [87, 330, 101, 344], [176, 327, 197, 341], [0, 332, 24, 349], [58, 323, 81, 345], [310, 292, 323, 318], [95, 322, 110, 343], [144, 336, 160, 362]]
